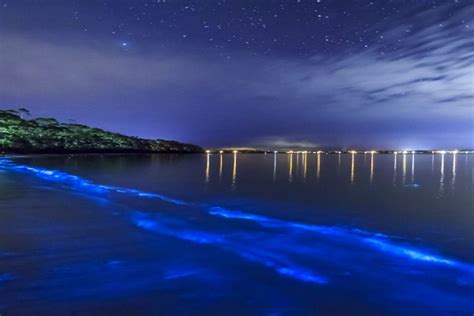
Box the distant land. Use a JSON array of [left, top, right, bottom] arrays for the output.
[[205, 149, 473, 154], [0, 109, 202, 154], [1, 109, 471, 155]]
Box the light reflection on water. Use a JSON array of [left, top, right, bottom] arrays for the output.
[[272, 152, 277, 181], [288, 153, 293, 182], [370, 153, 374, 183], [350, 153, 355, 184], [316, 153, 321, 182], [200, 153, 469, 204], [219, 153, 223, 180], [231, 152, 237, 189], [402, 152, 407, 185], [337, 152, 341, 172], [393, 152, 397, 186], [439, 153, 445, 196], [201, 153, 466, 191], [302, 152, 307, 181], [205, 153, 210, 183], [452, 153, 456, 187], [0, 154, 472, 315]]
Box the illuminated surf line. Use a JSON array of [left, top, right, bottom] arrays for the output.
[[207, 207, 471, 270], [131, 211, 328, 285], [0, 159, 327, 285], [208, 206, 388, 239], [2, 158, 472, 273], [0, 160, 188, 206]]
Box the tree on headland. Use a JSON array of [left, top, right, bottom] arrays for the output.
[[32, 118, 59, 127], [5, 109, 19, 116], [18, 108, 31, 119], [3, 108, 31, 119]]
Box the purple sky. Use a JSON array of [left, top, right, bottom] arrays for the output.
[[0, 0, 473, 149]]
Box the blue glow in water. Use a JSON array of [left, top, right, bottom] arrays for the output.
[[173, 230, 219, 245], [106, 260, 123, 267], [363, 238, 456, 266], [209, 207, 381, 238], [208, 207, 271, 222], [131, 211, 328, 285], [134, 218, 159, 230], [163, 269, 198, 280], [2, 159, 472, 278], [235, 249, 328, 285], [0, 273, 14, 283], [207, 207, 471, 270], [276, 267, 326, 284], [0, 159, 188, 206], [3, 158, 474, 314], [132, 213, 222, 245]]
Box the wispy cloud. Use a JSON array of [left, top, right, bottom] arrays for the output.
[[250, 136, 320, 150], [0, 2, 472, 148]]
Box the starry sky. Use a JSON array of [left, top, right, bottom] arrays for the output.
[[0, 0, 473, 149]]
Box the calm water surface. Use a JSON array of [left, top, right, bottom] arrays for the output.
[[0, 153, 473, 315]]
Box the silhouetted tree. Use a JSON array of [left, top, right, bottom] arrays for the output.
[[18, 108, 31, 119]]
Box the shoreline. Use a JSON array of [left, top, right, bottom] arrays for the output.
[[1, 152, 203, 159], [3, 151, 473, 159]]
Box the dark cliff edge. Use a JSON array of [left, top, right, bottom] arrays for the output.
[[0, 110, 203, 154]]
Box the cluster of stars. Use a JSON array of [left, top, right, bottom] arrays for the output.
[[0, 0, 468, 60]]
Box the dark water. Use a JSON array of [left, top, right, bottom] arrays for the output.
[[0, 153, 473, 315]]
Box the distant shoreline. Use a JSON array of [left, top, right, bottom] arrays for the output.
[[3, 150, 472, 158], [202, 150, 473, 154]]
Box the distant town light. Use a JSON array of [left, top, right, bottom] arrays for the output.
[[349, 150, 357, 154], [233, 150, 238, 154], [274, 150, 278, 154], [205, 150, 211, 154], [219, 150, 224, 154]]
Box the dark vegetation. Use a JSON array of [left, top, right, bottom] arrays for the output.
[[0, 109, 202, 154]]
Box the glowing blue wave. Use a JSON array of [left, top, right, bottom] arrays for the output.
[[207, 207, 467, 269], [0, 160, 188, 206], [0, 273, 14, 284], [2, 159, 472, 277], [163, 269, 200, 280], [131, 211, 328, 285]]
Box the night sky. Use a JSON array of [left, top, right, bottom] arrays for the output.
[[0, 0, 472, 149]]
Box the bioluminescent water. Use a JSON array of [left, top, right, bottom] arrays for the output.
[[0, 154, 473, 315]]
